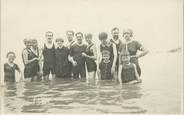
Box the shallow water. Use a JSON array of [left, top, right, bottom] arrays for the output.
[[0, 52, 182, 113]]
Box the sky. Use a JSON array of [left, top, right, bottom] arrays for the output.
[[0, 0, 183, 80]]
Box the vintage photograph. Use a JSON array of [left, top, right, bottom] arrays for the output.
[[0, 0, 183, 114]]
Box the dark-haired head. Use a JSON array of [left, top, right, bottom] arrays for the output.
[[111, 27, 119, 40], [45, 31, 53, 37], [76, 32, 83, 44], [66, 30, 74, 42], [75, 32, 83, 38], [85, 33, 93, 44], [45, 31, 54, 43], [6, 51, 16, 63], [99, 32, 108, 41], [66, 30, 74, 36], [6, 51, 16, 58], [111, 27, 119, 34]]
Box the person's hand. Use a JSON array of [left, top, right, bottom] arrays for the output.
[[82, 53, 87, 57], [34, 57, 39, 61], [111, 65, 115, 74], [130, 55, 138, 59], [72, 61, 77, 66]]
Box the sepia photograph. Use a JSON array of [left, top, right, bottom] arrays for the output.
[[0, 0, 183, 114]]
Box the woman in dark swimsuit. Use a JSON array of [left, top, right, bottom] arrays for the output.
[[30, 39, 41, 81], [118, 29, 149, 84], [98, 32, 117, 80], [82, 33, 97, 84], [118, 43, 141, 84], [22, 39, 40, 81]]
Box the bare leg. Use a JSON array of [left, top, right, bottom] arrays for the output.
[[118, 65, 123, 86], [32, 76, 38, 82], [133, 64, 142, 83], [88, 71, 96, 85], [44, 75, 49, 81], [52, 74, 55, 80], [113, 70, 118, 83]]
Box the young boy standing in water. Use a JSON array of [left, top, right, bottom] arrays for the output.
[[55, 38, 70, 79], [4, 52, 22, 83], [98, 32, 117, 80], [41, 31, 56, 81], [69, 32, 87, 81]]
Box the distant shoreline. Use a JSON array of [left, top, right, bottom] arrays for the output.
[[168, 47, 182, 53]]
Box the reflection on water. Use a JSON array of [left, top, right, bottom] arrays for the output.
[[2, 79, 146, 113], [1, 53, 182, 113]]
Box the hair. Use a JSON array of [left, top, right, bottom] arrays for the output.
[[111, 27, 119, 34], [45, 31, 53, 36], [75, 32, 83, 37], [66, 30, 74, 36], [85, 33, 92, 39], [55, 38, 64, 42], [30, 39, 37, 43], [23, 38, 28, 43], [23, 38, 32, 44], [6, 51, 16, 58], [123, 29, 133, 37], [99, 32, 108, 40]]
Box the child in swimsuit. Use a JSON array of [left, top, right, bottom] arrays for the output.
[[98, 32, 117, 80], [55, 38, 70, 79], [118, 45, 141, 84], [4, 52, 22, 83]]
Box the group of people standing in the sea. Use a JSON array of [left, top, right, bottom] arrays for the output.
[[3, 27, 149, 85]]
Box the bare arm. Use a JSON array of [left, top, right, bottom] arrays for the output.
[[38, 47, 43, 72], [97, 48, 102, 69], [137, 46, 149, 58], [112, 43, 117, 68], [96, 46, 102, 80], [118, 64, 123, 85], [68, 55, 75, 63], [22, 50, 38, 65], [133, 64, 140, 80], [85, 45, 97, 60]]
